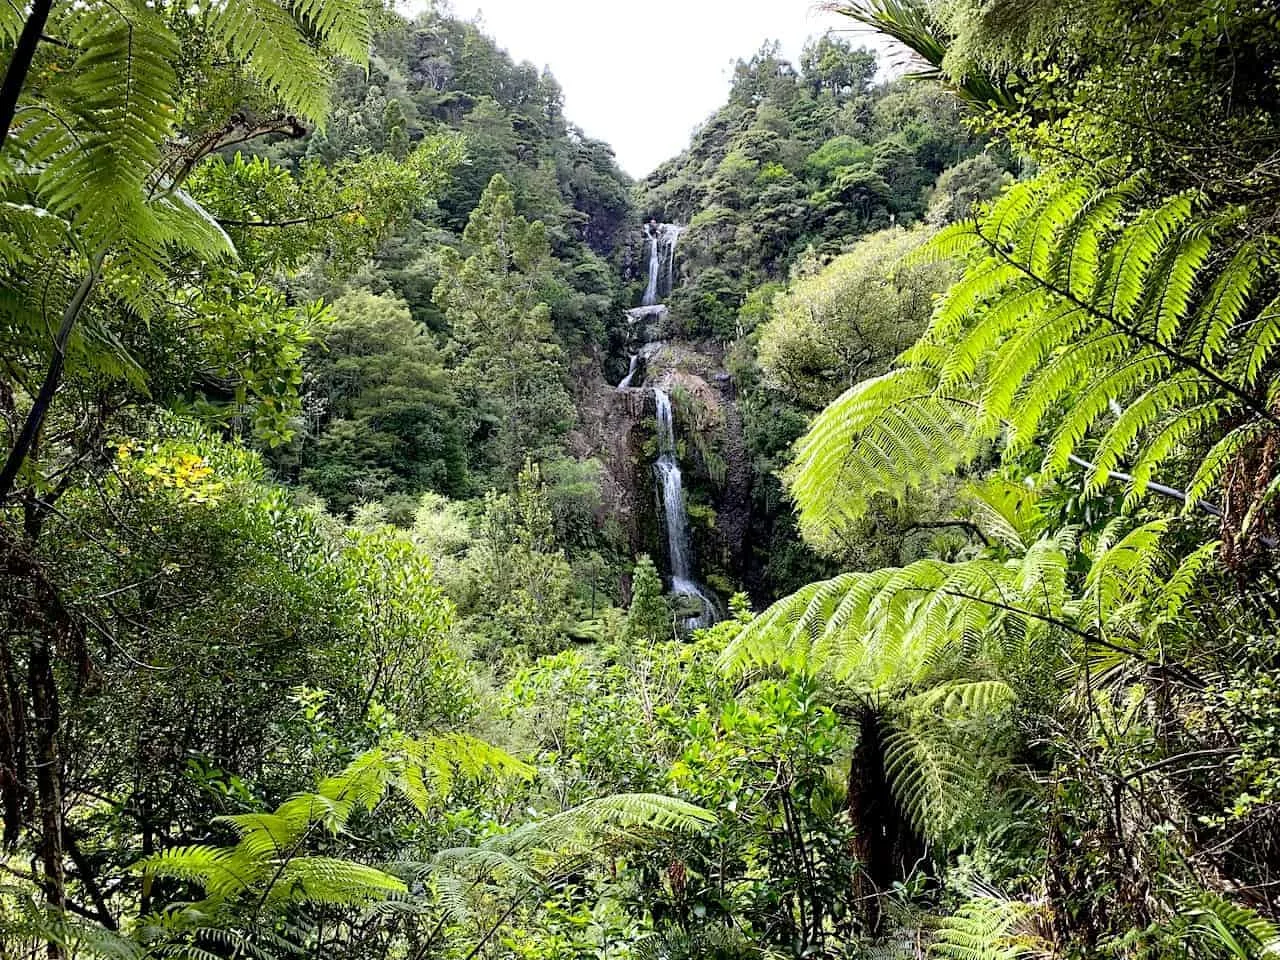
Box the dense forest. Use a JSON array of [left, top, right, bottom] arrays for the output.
[[3, 0, 1280, 958]]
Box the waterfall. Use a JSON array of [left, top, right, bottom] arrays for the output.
[[640, 222, 683, 307], [653, 386, 720, 629], [617, 354, 640, 390], [642, 235, 661, 306]]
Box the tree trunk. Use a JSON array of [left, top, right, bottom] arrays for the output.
[[29, 634, 64, 958], [846, 705, 925, 933]]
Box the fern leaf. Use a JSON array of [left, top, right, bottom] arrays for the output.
[[1053, 178, 1137, 301], [1236, 291, 1280, 386], [1096, 194, 1194, 322], [929, 896, 1039, 959], [1089, 372, 1212, 490], [1184, 422, 1270, 510], [1191, 242, 1262, 366], [883, 722, 968, 838]]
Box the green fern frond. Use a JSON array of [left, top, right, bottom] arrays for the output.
[[789, 169, 1278, 553], [1184, 422, 1270, 509], [1148, 232, 1214, 345], [487, 794, 714, 869], [961, 479, 1045, 552], [1190, 242, 1263, 366], [905, 680, 1015, 718], [205, 0, 345, 122], [1083, 519, 1172, 630], [32, 3, 178, 253], [786, 368, 980, 545], [721, 544, 1070, 689], [288, 0, 371, 61], [1052, 177, 1137, 301], [1182, 891, 1280, 959], [883, 722, 970, 837], [1235, 291, 1280, 386], [266, 857, 407, 905], [1089, 372, 1213, 490], [929, 896, 1040, 959], [1096, 194, 1195, 322]]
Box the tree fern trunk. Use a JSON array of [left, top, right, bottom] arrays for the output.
[[0, 0, 53, 154], [29, 634, 64, 959], [847, 705, 924, 932]]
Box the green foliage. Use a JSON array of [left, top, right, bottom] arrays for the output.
[[928, 897, 1041, 959], [435, 174, 576, 482], [787, 171, 1280, 557], [300, 289, 467, 511], [757, 227, 953, 409], [138, 733, 528, 907], [626, 555, 673, 646]]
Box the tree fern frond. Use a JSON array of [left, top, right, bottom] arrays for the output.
[[205, 0, 339, 122], [1053, 177, 1138, 301], [786, 369, 979, 545], [1083, 519, 1172, 630], [722, 545, 1070, 690], [1095, 193, 1195, 322], [961, 479, 1045, 552], [883, 722, 969, 837], [266, 857, 407, 904], [1189, 242, 1263, 366], [928, 257, 1023, 342], [1184, 422, 1270, 510], [929, 896, 1040, 959], [35, 2, 178, 253], [905, 680, 1015, 718], [1122, 400, 1233, 507], [1003, 332, 1132, 455], [1043, 353, 1173, 476], [288, 0, 371, 62], [1148, 232, 1214, 346], [1182, 890, 1280, 959], [1234, 291, 1280, 387], [1089, 372, 1213, 490], [1018, 177, 1091, 278]]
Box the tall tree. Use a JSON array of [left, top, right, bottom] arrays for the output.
[[434, 174, 575, 481]]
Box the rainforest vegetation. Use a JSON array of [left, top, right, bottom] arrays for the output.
[[3, 0, 1280, 958]]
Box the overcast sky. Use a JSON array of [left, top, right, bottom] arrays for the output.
[[411, 1, 885, 178]]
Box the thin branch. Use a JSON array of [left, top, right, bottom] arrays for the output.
[[0, 257, 102, 504]]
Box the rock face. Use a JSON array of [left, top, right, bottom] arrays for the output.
[[571, 335, 755, 599], [635, 339, 754, 592], [569, 364, 658, 561]]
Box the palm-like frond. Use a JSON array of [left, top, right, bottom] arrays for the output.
[[720, 540, 1072, 687], [1182, 891, 1280, 959], [788, 171, 1280, 554], [138, 733, 529, 907], [826, 1, 1019, 109], [484, 793, 714, 878]]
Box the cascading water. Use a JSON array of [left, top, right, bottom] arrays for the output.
[[653, 386, 721, 629], [617, 354, 640, 391], [641, 222, 683, 307], [642, 235, 661, 306]]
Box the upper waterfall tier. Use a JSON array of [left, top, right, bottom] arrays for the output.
[[640, 222, 683, 307]]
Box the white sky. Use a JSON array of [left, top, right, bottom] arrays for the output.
[[408, 1, 884, 178]]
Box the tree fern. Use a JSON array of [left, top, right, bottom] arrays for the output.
[[788, 171, 1280, 554]]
